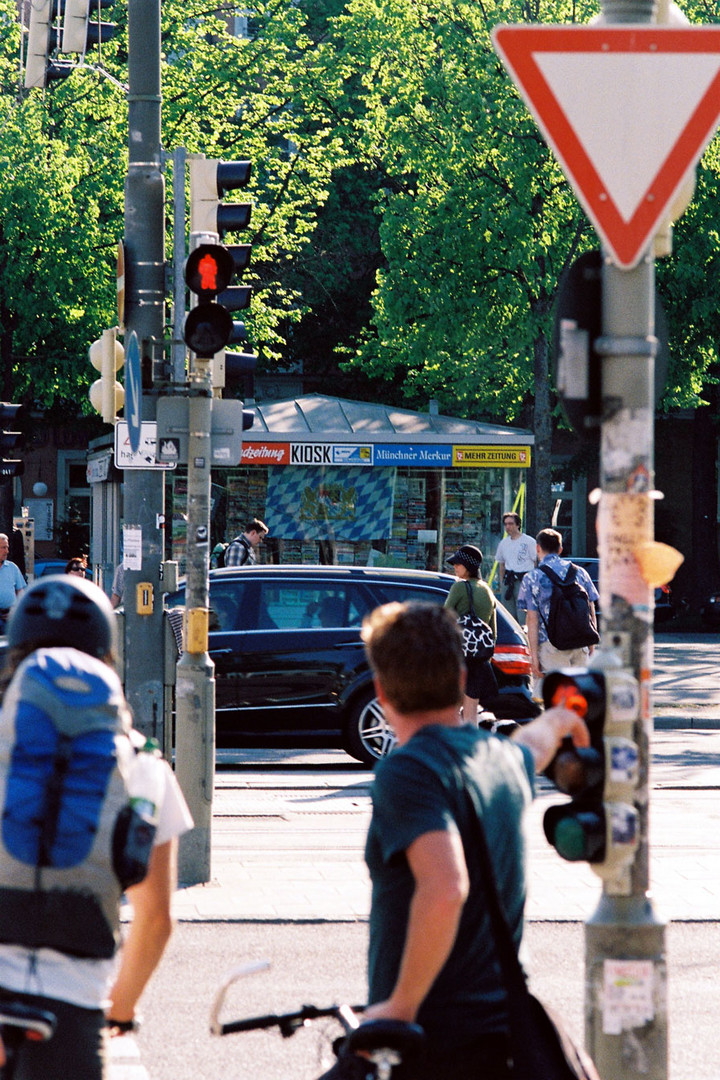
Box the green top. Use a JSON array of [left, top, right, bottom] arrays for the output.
[[445, 578, 497, 639]]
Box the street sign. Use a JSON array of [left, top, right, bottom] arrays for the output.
[[492, 26, 720, 268], [156, 396, 245, 466], [115, 421, 176, 470], [125, 330, 142, 453]]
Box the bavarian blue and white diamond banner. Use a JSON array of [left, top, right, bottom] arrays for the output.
[[265, 466, 396, 540]]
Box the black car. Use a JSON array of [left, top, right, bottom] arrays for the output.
[[700, 590, 720, 628], [167, 565, 538, 765], [570, 557, 675, 626]]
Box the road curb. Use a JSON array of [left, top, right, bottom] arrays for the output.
[[654, 715, 720, 730]]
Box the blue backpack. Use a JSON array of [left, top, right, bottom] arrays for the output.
[[0, 648, 159, 960]]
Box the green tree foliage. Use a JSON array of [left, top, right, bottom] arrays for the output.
[[321, 0, 600, 524], [0, 0, 347, 411]]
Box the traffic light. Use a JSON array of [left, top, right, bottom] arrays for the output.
[[61, 0, 117, 55], [89, 328, 125, 423], [184, 158, 254, 362], [542, 668, 640, 891], [183, 244, 237, 358], [24, 0, 116, 87], [24, 0, 73, 88], [0, 404, 25, 479], [189, 158, 252, 238]]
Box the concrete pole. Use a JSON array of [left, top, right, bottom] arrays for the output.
[[584, 5, 666, 1078], [175, 366, 216, 884], [122, 0, 166, 741]]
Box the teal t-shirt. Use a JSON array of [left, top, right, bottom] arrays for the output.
[[365, 724, 534, 1049]]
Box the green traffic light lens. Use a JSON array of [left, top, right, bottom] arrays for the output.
[[554, 817, 589, 861], [552, 811, 606, 863]]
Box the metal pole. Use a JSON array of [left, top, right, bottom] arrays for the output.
[[172, 147, 188, 386], [176, 368, 216, 884], [122, 0, 166, 740], [584, 7, 666, 1076]]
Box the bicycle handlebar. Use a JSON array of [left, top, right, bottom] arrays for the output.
[[214, 1002, 366, 1038], [209, 960, 426, 1079]]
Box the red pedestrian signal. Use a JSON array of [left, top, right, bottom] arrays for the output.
[[184, 244, 237, 358], [198, 254, 220, 292], [185, 244, 234, 299]]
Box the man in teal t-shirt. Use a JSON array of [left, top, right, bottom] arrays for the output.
[[349, 602, 588, 1080]]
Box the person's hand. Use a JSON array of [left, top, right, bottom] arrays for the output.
[[543, 704, 591, 750], [512, 705, 590, 773], [362, 998, 416, 1024]]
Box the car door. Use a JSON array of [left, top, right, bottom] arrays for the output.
[[210, 576, 373, 739]]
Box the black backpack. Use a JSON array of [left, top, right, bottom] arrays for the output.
[[538, 563, 600, 651]]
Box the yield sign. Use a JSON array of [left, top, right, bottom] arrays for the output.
[[493, 26, 720, 268]]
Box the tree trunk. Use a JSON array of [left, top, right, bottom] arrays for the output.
[[529, 327, 553, 535]]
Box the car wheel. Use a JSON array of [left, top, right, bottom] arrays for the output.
[[345, 688, 396, 766]]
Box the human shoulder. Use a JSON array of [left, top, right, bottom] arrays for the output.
[[569, 562, 599, 600], [444, 579, 465, 607]]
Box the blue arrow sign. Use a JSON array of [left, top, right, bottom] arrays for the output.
[[125, 331, 142, 453]]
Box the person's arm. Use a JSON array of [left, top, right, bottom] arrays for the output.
[[363, 829, 469, 1023], [106, 839, 176, 1027], [444, 581, 463, 612], [512, 704, 590, 774], [525, 608, 542, 681], [588, 601, 597, 655]]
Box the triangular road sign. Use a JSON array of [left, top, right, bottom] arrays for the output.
[[493, 26, 720, 268]]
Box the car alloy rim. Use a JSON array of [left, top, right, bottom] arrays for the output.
[[359, 696, 397, 760]]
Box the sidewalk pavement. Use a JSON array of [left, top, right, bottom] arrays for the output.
[[108, 1034, 148, 1080], [163, 723, 720, 927]]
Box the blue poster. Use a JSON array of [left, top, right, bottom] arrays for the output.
[[265, 466, 396, 540], [374, 444, 452, 467]]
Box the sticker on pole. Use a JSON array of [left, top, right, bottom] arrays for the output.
[[492, 25, 720, 268]]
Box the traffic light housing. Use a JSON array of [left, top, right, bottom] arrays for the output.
[[89, 328, 125, 423], [24, 0, 116, 87], [24, 0, 73, 88], [183, 244, 237, 358], [0, 404, 25, 479], [189, 159, 252, 237], [542, 668, 640, 893], [61, 0, 117, 55], [185, 158, 254, 362]]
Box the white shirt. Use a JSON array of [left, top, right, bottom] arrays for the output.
[[495, 533, 537, 574]]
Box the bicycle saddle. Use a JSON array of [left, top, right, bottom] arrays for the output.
[[0, 1001, 56, 1042], [346, 1019, 425, 1059]]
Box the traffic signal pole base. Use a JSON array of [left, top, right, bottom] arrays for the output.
[[585, 893, 667, 1080], [176, 650, 216, 885]]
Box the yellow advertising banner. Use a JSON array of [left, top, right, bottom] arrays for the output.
[[452, 445, 531, 468]]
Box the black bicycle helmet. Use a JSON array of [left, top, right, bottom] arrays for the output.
[[7, 575, 116, 659]]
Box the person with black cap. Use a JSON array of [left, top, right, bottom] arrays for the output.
[[444, 545, 497, 724]]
